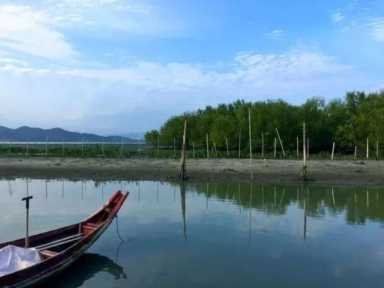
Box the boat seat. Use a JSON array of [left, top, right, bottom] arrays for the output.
[[40, 250, 58, 259], [35, 234, 83, 251]]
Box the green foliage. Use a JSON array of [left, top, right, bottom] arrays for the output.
[[147, 91, 384, 155]]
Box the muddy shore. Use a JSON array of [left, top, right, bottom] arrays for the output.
[[0, 157, 383, 186]]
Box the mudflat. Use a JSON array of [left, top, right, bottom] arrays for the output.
[[0, 157, 382, 186]]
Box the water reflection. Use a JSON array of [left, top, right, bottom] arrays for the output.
[[1, 178, 384, 287], [41, 253, 126, 288]]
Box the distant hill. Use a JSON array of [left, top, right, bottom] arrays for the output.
[[0, 126, 141, 143]]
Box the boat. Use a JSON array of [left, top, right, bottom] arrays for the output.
[[0, 191, 129, 288]]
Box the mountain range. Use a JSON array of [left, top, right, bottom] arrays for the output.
[[0, 126, 141, 143]]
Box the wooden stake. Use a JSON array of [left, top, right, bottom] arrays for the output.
[[376, 139, 379, 160], [275, 128, 286, 157], [206, 134, 209, 159], [225, 137, 229, 157], [296, 136, 299, 158], [366, 137, 369, 160], [331, 142, 335, 160], [238, 131, 241, 159], [307, 138, 310, 160], [157, 134, 160, 157], [173, 137, 176, 157], [45, 137, 48, 156], [273, 137, 277, 158], [192, 142, 195, 158], [248, 108, 252, 161], [261, 132, 265, 158], [179, 119, 187, 180], [354, 145, 357, 160]]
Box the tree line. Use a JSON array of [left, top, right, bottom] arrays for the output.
[[145, 91, 384, 157]]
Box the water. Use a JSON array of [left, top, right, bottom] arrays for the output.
[[1, 179, 384, 287]]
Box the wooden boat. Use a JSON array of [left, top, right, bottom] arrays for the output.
[[0, 191, 128, 288]]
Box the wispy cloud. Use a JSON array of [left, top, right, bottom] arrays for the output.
[[368, 18, 384, 43], [0, 5, 75, 60], [331, 12, 345, 23], [266, 29, 284, 40]]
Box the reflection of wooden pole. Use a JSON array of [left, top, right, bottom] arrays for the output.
[[179, 120, 187, 180], [303, 192, 307, 240], [180, 183, 187, 240], [275, 128, 286, 157], [248, 108, 252, 161], [331, 142, 335, 160]]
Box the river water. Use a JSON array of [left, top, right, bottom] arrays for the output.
[[1, 178, 384, 287]]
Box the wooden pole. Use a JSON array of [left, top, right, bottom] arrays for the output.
[[120, 137, 123, 158], [376, 139, 379, 160], [354, 145, 357, 160], [248, 108, 252, 161], [213, 141, 217, 157], [366, 137, 369, 160], [179, 119, 187, 180], [225, 137, 229, 157], [173, 137, 176, 158], [157, 134, 160, 157], [45, 137, 48, 156], [238, 131, 241, 159], [307, 138, 310, 160], [273, 137, 277, 158], [192, 142, 195, 158], [331, 142, 335, 160], [302, 122, 307, 178], [296, 136, 299, 159], [275, 128, 286, 157], [261, 132, 264, 158], [206, 134, 209, 159]]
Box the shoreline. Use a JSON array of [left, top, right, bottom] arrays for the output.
[[0, 157, 383, 186]]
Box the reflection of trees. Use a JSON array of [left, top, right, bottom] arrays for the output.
[[183, 183, 384, 224]]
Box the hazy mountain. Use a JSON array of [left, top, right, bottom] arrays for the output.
[[0, 126, 141, 143]]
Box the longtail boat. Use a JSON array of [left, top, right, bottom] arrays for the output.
[[0, 191, 128, 288]]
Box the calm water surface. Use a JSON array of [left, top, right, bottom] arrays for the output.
[[1, 179, 384, 287]]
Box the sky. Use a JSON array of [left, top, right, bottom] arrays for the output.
[[0, 0, 383, 135]]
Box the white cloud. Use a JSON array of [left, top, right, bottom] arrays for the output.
[[0, 5, 75, 60], [331, 12, 345, 23], [368, 18, 384, 43], [266, 29, 284, 39], [0, 50, 373, 133]]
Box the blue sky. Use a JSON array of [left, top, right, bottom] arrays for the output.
[[0, 0, 383, 135]]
